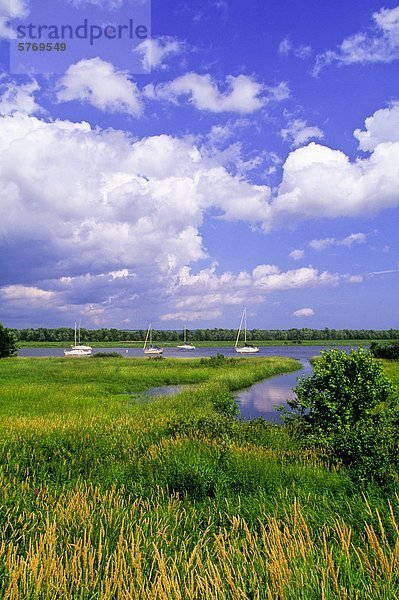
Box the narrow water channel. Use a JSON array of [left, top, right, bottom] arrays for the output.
[[234, 360, 314, 422]]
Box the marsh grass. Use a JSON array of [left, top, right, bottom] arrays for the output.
[[2, 480, 399, 599], [1, 357, 399, 598]]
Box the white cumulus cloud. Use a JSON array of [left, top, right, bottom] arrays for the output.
[[145, 72, 284, 114], [354, 102, 399, 151], [135, 36, 185, 71], [0, 79, 41, 116], [281, 118, 324, 147], [56, 58, 143, 116], [289, 249, 305, 260], [270, 134, 399, 227], [309, 233, 367, 251], [314, 6, 399, 75], [2, 285, 56, 301], [293, 307, 314, 317]]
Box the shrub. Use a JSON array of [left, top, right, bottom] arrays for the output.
[[92, 352, 123, 358], [0, 324, 18, 358], [370, 340, 399, 360], [281, 349, 399, 487]]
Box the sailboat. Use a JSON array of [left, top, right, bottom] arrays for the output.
[[235, 308, 260, 354], [64, 321, 92, 356], [177, 326, 196, 350], [143, 324, 163, 355]]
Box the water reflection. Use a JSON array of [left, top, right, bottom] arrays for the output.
[[235, 360, 314, 422]]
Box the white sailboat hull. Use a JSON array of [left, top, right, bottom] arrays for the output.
[[64, 348, 91, 357], [71, 345, 92, 351], [235, 346, 260, 354], [144, 347, 164, 355]]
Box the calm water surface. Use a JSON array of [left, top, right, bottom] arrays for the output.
[[18, 345, 352, 359], [234, 360, 313, 422]]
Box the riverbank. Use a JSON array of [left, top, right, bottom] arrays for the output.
[[1, 356, 399, 597]]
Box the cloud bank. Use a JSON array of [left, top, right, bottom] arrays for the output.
[[1, 81, 398, 325]]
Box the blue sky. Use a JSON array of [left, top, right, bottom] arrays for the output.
[[0, 0, 398, 330]]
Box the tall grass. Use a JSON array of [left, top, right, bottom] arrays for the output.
[[0, 357, 399, 598], [2, 479, 399, 598]]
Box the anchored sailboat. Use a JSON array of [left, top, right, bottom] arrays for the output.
[[143, 324, 163, 355], [64, 321, 92, 356], [177, 326, 196, 350], [235, 308, 259, 354]]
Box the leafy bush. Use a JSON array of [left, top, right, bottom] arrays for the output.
[[370, 340, 399, 360], [0, 324, 18, 358], [281, 349, 399, 486]]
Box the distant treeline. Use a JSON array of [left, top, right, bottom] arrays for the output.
[[11, 327, 399, 343]]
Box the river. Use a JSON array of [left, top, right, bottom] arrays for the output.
[[18, 345, 350, 360]]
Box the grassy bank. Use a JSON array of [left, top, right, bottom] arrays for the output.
[[1, 356, 399, 598]]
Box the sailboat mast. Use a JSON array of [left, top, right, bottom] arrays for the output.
[[144, 324, 151, 349], [244, 308, 247, 344], [74, 321, 77, 346], [235, 310, 245, 348]]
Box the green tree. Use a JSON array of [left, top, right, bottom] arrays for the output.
[[0, 324, 18, 358], [282, 349, 399, 486]]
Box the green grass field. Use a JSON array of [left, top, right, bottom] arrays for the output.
[[1, 355, 399, 598]]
